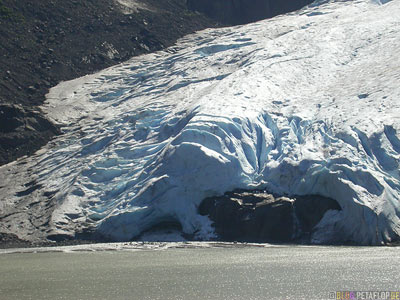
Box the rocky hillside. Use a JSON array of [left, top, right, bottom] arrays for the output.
[[187, 0, 313, 25], [0, 0, 217, 165]]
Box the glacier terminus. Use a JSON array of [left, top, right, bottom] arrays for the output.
[[0, 0, 399, 245]]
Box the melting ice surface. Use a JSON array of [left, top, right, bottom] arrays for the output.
[[1, 0, 400, 244]]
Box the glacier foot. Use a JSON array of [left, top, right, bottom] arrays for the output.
[[1, 0, 400, 246]]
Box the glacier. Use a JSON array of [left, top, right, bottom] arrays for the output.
[[0, 0, 400, 245]]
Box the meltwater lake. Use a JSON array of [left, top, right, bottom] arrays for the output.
[[0, 243, 399, 300]]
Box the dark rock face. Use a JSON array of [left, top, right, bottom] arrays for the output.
[[294, 195, 341, 235], [199, 190, 341, 243], [0, 104, 60, 164], [187, 0, 313, 25], [0, 232, 32, 249]]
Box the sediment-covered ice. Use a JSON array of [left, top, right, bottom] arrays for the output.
[[1, 0, 399, 244]]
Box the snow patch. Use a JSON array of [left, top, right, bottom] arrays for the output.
[[114, 0, 153, 14]]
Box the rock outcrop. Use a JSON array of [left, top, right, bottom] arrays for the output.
[[0, 104, 59, 163], [187, 0, 313, 25], [199, 190, 341, 243]]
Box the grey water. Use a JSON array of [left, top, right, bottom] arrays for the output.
[[0, 244, 399, 300]]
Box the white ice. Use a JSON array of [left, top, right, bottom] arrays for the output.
[[1, 0, 399, 244]]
